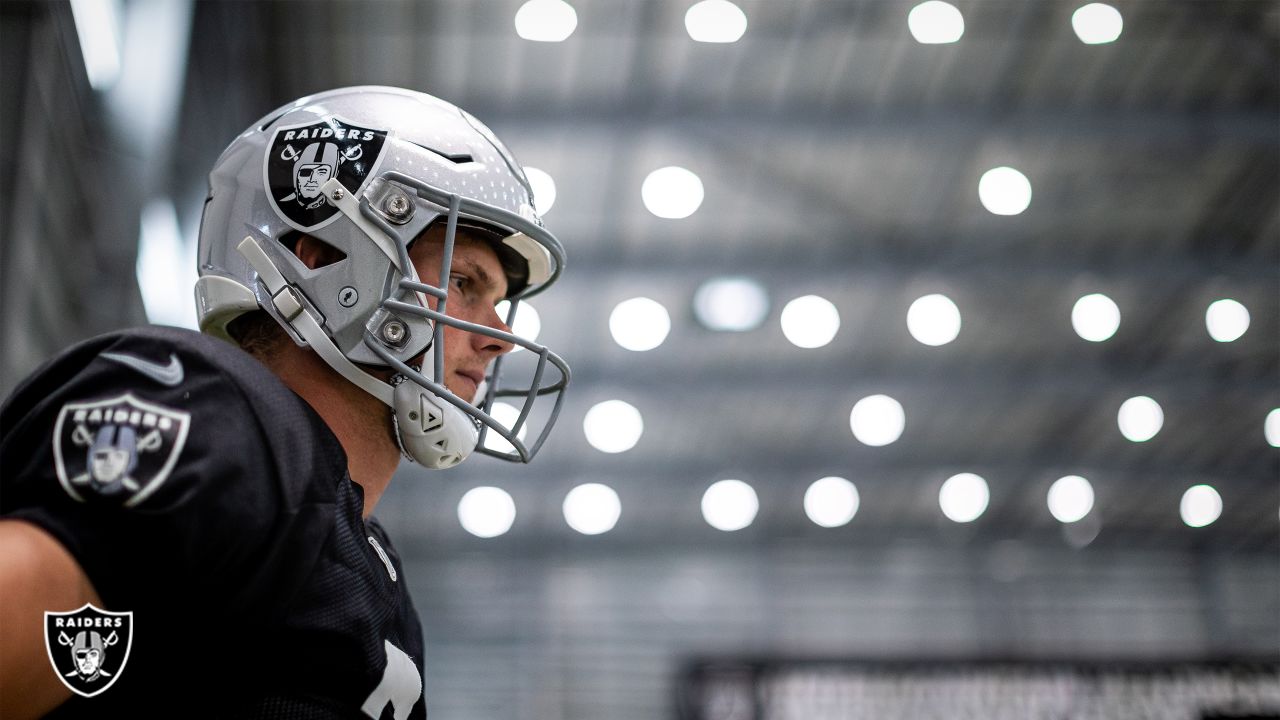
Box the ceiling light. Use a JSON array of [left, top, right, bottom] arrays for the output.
[[685, 0, 748, 43], [641, 166, 704, 219], [495, 300, 540, 354], [582, 400, 643, 454], [523, 166, 557, 215], [1180, 485, 1222, 528], [701, 479, 759, 532], [693, 277, 769, 332], [803, 476, 860, 528], [514, 0, 578, 42], [1117, 396, 1163, 442], [978, 166, 1032, 216], [780, 295, 840, 349], [849, 395, 906, 447], [481, 401, 527, 454], [907, 293, 962, 346], [1071, 293, 1121, 342], [1266, 409, 1280, 448], [1047, 475, 1094, 523], [1205, 299, 1250, 342], [1072, 3, 1123, 44], [458, 486, 517, 538], [70, 0, 122, 91], [939, 473, 989, 523], [908, 1, 964, 44], [563, 483, 622, 535], [609, 297, 671, 351]]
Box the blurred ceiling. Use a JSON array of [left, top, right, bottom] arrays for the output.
[[4, 0, 1278, 551]]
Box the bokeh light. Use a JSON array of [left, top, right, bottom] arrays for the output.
[[1071, 293, 1121, 342], [1205, 299, 1250, 342], [514, 0, 577, 42], [1047, 475, 1095, 523], [702, 479, 759, 532], [908, 1, 964, 44], [642, 166, 704, 219], [495, 300, 541, 354], [563, 483, 622, 535], [685, 0, 747, 43], [939, 473, 989, 523], [609, 297, 671, 351], [804, 476, 860, 528], [907, 293, 962, 346], [850, 395, 906, 447], [1072, 3, 1123, 44], [780, 295, 840, 348], [481, 401, 528, 454], [458, 486, 517, 538], [582, 399, 644, 454], [523, 166, 557, 214], [693, 277, 769, 332], [1180, 485, 1222, 528], [978, 166, 1032, 215], [1117, 396, 1163, 442]]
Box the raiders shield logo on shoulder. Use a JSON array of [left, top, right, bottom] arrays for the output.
[[264, 116, 389, 231], [44, 604, 134, 698], [52, 394, 191, 507]]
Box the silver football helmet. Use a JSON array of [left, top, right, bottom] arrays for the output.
[[195, 86, 569, 468]]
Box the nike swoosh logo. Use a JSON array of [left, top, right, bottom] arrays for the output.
[[100, 351, 185, 387]]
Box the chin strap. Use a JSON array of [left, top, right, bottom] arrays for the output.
[[238, 235, 478, 470]]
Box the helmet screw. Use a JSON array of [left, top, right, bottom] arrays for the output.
[[330, 187, 345, 202], [338, 286, 358, 307], [382, 320, 407, 344], [383, 193, 412, 221]]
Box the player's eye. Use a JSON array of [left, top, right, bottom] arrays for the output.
[[449, 274, 470, 293]]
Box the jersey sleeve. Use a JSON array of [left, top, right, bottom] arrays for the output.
[[0, 335, 291, 616]]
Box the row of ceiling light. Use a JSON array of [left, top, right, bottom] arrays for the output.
[[505, 285, 1255, 355], [485, 393, 1279, 461], [453, 474, 1234, 541], [526, 164, 1035, 222], [512, 0, 1125, 46]]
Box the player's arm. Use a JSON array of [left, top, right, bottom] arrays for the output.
[[0, 519, 101, 719]]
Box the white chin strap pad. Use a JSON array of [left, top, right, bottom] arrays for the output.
[[392, 377, 479, 469]]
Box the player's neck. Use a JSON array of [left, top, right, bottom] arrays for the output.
[[265, 345, 399, 518]]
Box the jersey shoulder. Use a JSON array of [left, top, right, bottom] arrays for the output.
[[1, 325, 345, 515], [0, 326, 351, 610]]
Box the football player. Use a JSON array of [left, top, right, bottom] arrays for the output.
[[0, 86, 568, 718]]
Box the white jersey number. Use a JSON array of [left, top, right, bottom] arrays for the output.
[[361, 639, 422, 720]]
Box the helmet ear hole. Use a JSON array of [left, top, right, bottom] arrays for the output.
[[290, 232, 348, 270]]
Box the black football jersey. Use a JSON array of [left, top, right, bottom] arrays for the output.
[[1, 326, 426, 718]]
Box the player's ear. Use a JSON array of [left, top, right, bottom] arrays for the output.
[[293, 234, 346, 270]]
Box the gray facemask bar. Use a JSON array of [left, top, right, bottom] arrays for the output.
[[357, 172, 570, 463]]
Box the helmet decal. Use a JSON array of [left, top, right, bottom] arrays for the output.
[[264, 116, 389, 231]]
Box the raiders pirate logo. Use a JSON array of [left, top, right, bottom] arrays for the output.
[[52, 394, 191, 507], [264, 116, 389, 231], [45, 604, 134, 698]]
